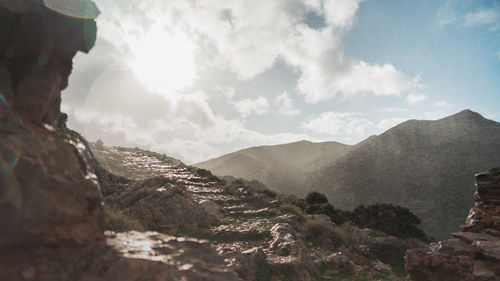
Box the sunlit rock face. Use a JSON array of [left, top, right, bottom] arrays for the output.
[[405, 167, 500, 281], [0, 2, 240, 281], [0, 0, 103, 248], [0, 1, 104, 280]]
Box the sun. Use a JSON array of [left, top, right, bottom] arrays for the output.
[[128, 26, 197, 96]]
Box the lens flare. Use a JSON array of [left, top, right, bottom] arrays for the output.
[[0, 159, 22, 209], [8, 150, 20, 169], [0, 93, 8, 108], [43, 0, 100, 19]]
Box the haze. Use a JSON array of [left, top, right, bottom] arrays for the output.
[[61, 0, 500, 163]]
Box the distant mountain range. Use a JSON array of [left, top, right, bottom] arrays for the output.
[[195, 110, 500, 239], [195, 139, 353, 196]]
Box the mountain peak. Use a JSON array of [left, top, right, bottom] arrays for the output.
[[445, 109, 485, 121]]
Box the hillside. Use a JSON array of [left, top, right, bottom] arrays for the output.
[[195, 140, 352, 196], [310, 110, 500, 239], [88, 141, 429, 281], [195, 110, 500, 240]]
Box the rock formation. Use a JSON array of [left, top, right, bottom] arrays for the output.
[[0, 1, 239, 280], [405, 167, 500, 281], [90, 141, 429, 280]]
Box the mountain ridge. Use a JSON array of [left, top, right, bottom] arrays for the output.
[[194, 109, 500, 239]]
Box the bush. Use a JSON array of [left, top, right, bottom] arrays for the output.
[[351, 203, 426, 240], [305, 192, 328, 204], [104, 205, 145, 232]]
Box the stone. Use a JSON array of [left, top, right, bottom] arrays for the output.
[[0, 112, 104, 246], [267, 222, 316, 281], [111, 177, 213, 229], [200, 199, 223, 220], [224, 247, 268, 281], [0, 2, 241, 281], [406, 167, 500, 281]]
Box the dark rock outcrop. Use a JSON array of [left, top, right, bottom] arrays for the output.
[[0, 0, 102, 250], [405, 167, 500, 281], [0, 2, 240, 280]]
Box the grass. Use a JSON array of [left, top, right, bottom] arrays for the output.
[[104, 205, 144, 232], [392, 263, 408, 278], [279, 204, 306, 223]]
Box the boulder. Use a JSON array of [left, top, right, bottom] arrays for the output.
[[268, 222, 316, 281], [224, 247, 269, 281]]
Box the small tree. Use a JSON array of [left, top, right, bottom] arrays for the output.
[[351, 203, 426, 240], [306, 191, 328, 204]]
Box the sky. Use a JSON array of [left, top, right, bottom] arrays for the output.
[[61, 0, 500, 164]]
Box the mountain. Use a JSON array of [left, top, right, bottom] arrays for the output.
[[195, 110, 500, 239], [195, 140, 353, 196], [310, 110, 500, 239]]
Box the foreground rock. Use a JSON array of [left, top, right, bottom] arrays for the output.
[[405, 167, 500, 281], [0, 1, 239, 280]]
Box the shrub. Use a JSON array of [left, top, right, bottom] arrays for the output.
[[196, 168, 213, 178], [351, 203, 426, 240], [305, 192, 328, 204], [104, 205, 144, 232]]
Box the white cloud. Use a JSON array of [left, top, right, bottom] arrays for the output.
[[434, 100, 454, 109], [273, 92, 301, 116], [380, 107, 412, 113], [282, 26, 422, 103], [232, 96, 270, 117], [214, 86, 235, 99], [94, 0, 420, 104], [62, 0, 428, 163], [322, 0, 364, 28], [300, 112, 373, 140], [67, 88, 308, 163], [406, 93, 427, 105], [463, 9, 498, 26], [377, 118, 408, 130]]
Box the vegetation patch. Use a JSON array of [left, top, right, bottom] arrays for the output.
[[306, 192, 329, 204], [351, 204, 427, 240], [104, 205, 145, 232], [303, 221, 344, 249], [279, 204, 306, 222]]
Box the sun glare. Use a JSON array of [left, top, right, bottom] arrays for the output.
[[128, 26, 197, 96]]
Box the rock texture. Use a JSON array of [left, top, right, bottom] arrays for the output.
[[92, 141, 424, 280], [0, 0, 102, 251], [0, 2, 239, 281], [405, 167, 500, 281]]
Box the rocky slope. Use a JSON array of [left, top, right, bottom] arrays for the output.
[[0, 2, 238, 280], [90, 141, 428, 281], [311, 110, 500, 240], [195, 140, 352, 196], [197, 111, 500, 240], [405, 167, 500, 281]]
